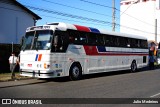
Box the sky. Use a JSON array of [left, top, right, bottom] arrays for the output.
[[17, 0, 121, 31]]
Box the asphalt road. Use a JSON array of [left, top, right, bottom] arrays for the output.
[[0, 68, 160, 107]]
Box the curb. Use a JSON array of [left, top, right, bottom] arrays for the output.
[[0, 76, 35, 82]]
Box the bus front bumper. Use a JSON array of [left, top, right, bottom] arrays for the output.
[[20, 69, 63, 78]]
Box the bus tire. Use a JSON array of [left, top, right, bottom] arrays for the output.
[[69, 63, 82, 80], [131, 61, 137, 72]]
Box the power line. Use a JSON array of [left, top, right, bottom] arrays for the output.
[[79, 0, 157, 33], [40, 14, 111, 27], [26, 5, 112, 25], [41, 0, 115, 19], [80, 0, 156, 28], [80, 0, 113, 9], [42, 13, 152, 34], [118, 24, 156, 35], [26, 5, 158, 35], [120, 2, 134, 16]]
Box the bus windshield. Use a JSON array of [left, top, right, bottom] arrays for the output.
[[22, 30, 53, 50]]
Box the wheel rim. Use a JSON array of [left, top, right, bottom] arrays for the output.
[[131, 62, 136, 72], [72, 66, 80, 78]]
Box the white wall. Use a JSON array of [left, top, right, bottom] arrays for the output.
[[120, 0, 160, 43], [0, 1, 35, 44]]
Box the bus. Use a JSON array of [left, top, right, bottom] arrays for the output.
[[20, 22, 148, 80], [157, 49, 160, 64]]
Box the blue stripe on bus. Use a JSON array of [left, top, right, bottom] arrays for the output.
[[97, 46, 148, 54], [35, 54, 38, 61], [89, 27, 100, 33], [97, 46, 107, 52]]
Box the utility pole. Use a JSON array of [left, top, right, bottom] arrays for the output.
[[112, 0, 115, 31], [155, 19, 157, 43]]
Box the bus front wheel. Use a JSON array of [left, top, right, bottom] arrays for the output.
[[69, 63, 82, 80]]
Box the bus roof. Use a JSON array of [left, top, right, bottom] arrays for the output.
[[48, 22, 147, 40], [28, 22, 147, 40]]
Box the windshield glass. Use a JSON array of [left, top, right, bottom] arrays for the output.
[[22, 30, 53, 50]]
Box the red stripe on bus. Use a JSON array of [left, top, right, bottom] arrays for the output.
[[74, 24, 90, 32], [84, 46, 99, 55], [38, 54, 42, 61]]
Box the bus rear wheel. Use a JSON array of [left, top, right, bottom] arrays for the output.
[[131, 61, 137, 72], [69, 63, 82, 80]]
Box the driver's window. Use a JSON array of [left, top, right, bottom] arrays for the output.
[[51, 31, 69, 52]]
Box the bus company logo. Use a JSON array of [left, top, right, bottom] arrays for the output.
[[2, 99, 11, 104], [35, 54, 42, 61]]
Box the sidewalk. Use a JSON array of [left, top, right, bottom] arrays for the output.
[[0, 72, 33, 82]]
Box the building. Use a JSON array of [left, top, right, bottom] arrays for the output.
[[0, 0, 41, 44], [120, 0, 160, 43]]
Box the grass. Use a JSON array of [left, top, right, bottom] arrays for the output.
[[0, 73, 12, 81], [0, 72, 33, 82]]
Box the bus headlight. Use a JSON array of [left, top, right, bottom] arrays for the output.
[[44, 63, 50, 69]]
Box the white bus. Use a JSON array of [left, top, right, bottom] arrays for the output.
[[157, 49, 160, 64], [20, 22, 148, 80]]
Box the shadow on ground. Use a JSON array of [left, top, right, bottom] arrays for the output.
[[43, 65, 159, 82]]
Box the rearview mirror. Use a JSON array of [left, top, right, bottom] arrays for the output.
[[20, 36, 24, 46]]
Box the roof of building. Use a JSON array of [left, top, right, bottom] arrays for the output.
[[1, 0, 41, 20], [15, 0, 41, 20]]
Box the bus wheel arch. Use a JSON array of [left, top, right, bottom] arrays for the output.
[[130, 60, 137, 72], [69, 62, 82, 80]]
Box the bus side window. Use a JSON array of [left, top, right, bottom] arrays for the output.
[[113, 36, 119, 47], [131, 39, 136, 48], [51, 31, 69, 52], [87, 33, 98, 45], [104, 35, 112, 47], [69, 30, 80, 44], [68, 30, 88, 45], [97, 34, 104, 45], [136, 39, 140, 48], [126, 38, 131, 47], [79, 32, 87, 44], [119, 37, 126, 47], [116, 37, 120, 47]]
